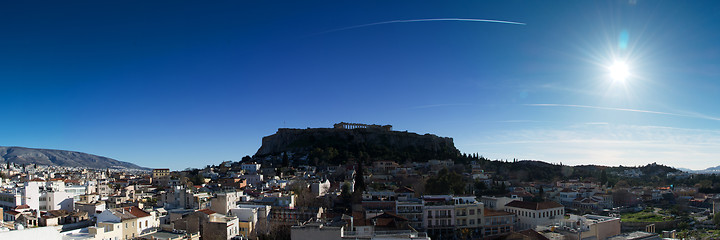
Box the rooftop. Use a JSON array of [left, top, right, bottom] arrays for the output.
[[505, 201, 563, 210]]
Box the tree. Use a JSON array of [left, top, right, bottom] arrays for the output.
[[256, 220, 290, 240], [281, 152, 289, 168], [341, 183, 352, 200], [535, 187, 545, 201], [600, 169, 608, 185], [241, 155, 252, 162], [714, 212, 720, 226], [354, 160, 366, 194], [289, 180, 318, 208], [425, 168, 466, 195]]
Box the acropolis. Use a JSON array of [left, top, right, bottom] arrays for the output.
[[333, 122, 392, 131]]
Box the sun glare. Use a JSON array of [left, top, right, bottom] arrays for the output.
[[609, 61, 630, 82]]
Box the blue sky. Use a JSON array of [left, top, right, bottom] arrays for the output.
[[2, 1, 720, 170]]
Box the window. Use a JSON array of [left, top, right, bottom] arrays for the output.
[[469, 209, 475, 215]]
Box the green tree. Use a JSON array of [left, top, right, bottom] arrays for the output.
[[425, 168, 466, 195], [341, 183, 352, 200], [600, 169, 608, 185], [281, 152, 289, 168]]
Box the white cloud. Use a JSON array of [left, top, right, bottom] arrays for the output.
[[461, 124, 720, 170]]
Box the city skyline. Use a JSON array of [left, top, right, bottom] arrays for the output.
[[2, 1, 720, 170]]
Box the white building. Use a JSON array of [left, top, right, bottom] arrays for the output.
[[210, 191, 244, 215], [504, 200, 564, 230], [241, 174, 263, 187], [240, 163, 261, 174], [0, 226, 62, 240], [60, 222, 123, 240], [96, 206, 158, 240], [559, 189, 579, 205], [0, 190, 22, 209], [24, 180, 74, 212], [481, 196, 519, 211], [310, 179, 331, 197], [65, 185, 88, 202]]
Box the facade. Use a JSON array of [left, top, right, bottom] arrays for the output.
[[96, 206, 158, 240], [483, 208, 515, 237], [152, 169, 170, 179], [396, 199, 423, 229], [159, 186, 211, 210], [504, 200, 564, 230], [229, 206, 258, 238], [24, 181, 74, 212], [61, 222, 124, 240], [240, 163, 261, 174], [65, 185, 88, 202], [269, 206, 323, 223], [203, 213, 240, 240], [170, 209, 239, 240], [422, 196, 455, 237], [310, 179, 331, 197], [240, 174, 263, 187], [453, 196, 484, 238], [75, 201, 106, 217], [209, 191, 244, 215], [0, 190, 23, 209], [481, 196, 518, 211]]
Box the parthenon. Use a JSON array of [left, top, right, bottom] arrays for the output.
[[333, 122, 392, 131]]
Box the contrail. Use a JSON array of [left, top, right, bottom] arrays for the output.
[[527, 104, 720, 122], [314, 18, 526, 36]]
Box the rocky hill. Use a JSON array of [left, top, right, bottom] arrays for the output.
[[0, 146, 146, 170], [255, 126, 460, 164]]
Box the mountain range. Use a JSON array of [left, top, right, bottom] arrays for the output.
[[0, 146, 146, 170]]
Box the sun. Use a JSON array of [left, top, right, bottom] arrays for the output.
[[609, 61, 630, 82]]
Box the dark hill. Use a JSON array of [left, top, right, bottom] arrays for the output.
[[0, 146, 146, 170], [255, 126, 460, 164]]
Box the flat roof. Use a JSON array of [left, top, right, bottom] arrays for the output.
[[147, 231, 186, 240]]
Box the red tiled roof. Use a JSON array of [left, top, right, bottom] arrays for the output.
[[484, 208, 514, 217], [120, 206, 151, 218], [509, 191, 534, 197], [15, 204, 31, 210], [197, 209, 217, 215], [517, 229, 551, 240], [394, 186, 415, 193], [369, 211, 408, 221], [6, 210, 21, 215]]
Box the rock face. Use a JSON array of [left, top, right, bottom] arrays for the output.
[[0, 146, 146, 170], [255, 127, 460, 161]]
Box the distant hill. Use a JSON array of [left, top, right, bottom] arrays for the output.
[[254, 124, 460, 164], [0, 146, 146, 170], [705, 165, 720, 171]]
